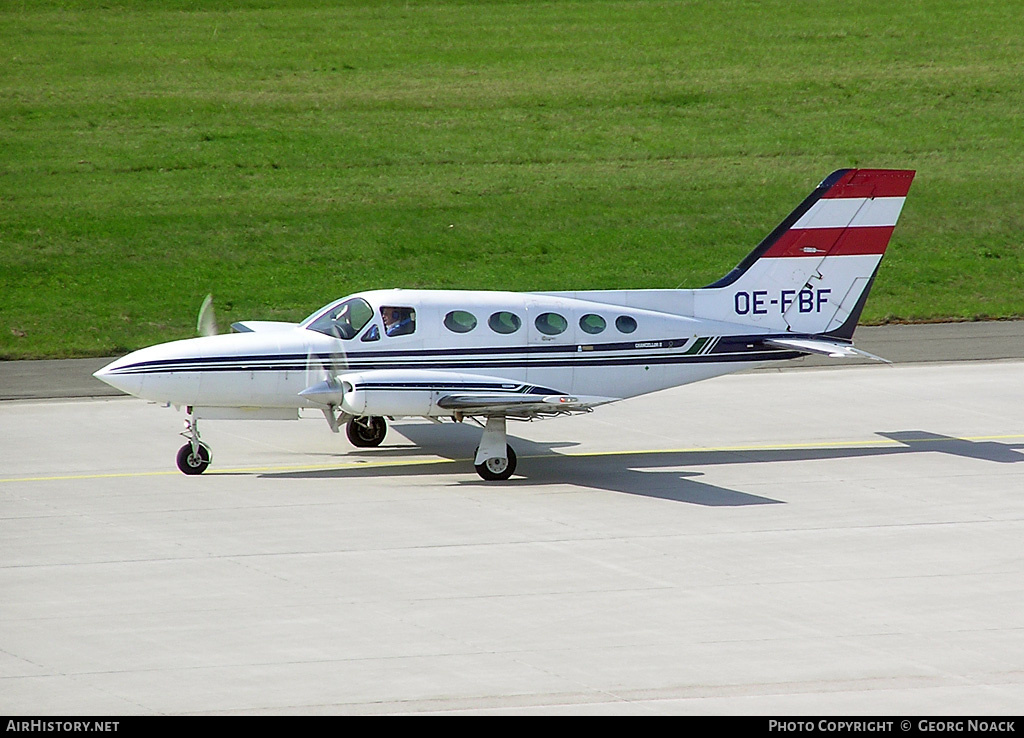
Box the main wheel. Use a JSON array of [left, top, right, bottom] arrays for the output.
[[475, 444, 517, 481], [346, 416, 387, 447], [176, 442, 212, 475]]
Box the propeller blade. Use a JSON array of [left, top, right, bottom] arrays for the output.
[[197, 294, 218, 337], [303, 339, 349, 400], [305, 349, 327, 394]]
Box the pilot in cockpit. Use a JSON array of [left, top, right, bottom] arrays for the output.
[[382, 307, 415, 337]]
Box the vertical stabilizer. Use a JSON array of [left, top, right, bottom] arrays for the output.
[[696, 169, 915, 336]]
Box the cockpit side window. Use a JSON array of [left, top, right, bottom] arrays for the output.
[[308, 297, 374, 339], [381, 306, 416, 337]]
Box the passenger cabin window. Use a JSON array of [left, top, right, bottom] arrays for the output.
[[444, 310, 477, 334], [535, 312, 568, 336], [579, 314, 606, 335], [308, 297, 373, 339], [488, 311, 522, 335], [381, 306, 416, 337], [615, 315, 638, 334]]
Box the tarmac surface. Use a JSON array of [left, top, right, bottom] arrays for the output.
[[2, 321, 1024, 714]]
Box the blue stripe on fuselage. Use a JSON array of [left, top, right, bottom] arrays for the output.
[[105, 336, 800, 376]]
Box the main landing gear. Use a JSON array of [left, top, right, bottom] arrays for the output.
[[475, 444, 517, 481], [473, 416, 517, 481], [346, 415, 387, 447], [346, 414, 517, 481], [177, 413, 212, 475]]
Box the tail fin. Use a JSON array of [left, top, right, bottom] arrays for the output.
[[696, 169, 915, 337]]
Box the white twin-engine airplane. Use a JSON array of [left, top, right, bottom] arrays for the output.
[[95, 168, 915, 480]]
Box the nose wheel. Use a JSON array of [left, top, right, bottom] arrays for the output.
[[177, 442, 212, 475], [177, 413, 212, 475]]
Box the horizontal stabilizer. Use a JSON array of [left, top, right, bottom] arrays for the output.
[[765, 337, 890, 363]]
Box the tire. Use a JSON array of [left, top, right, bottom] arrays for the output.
[[176, 442, 212, 475], [346, 416, 387, 447], [475, 444, 517, 481]]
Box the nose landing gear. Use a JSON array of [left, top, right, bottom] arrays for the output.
[[176, 413, 212, 475]]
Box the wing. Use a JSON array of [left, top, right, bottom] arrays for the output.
[[300, 367, 619, 420]]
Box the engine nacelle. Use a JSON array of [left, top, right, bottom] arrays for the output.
[[338, 372, 434, 417], [331, 369, 528, 418]]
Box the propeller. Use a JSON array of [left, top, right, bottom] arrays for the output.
[[299, 325, 350, 432], [197, 294, 218, 337]]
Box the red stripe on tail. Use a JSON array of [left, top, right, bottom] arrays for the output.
[[761, 226, 896, 258], [821, 169, 916, 199]]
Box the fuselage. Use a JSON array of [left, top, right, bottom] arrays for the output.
[[95, 288, 791, 413]]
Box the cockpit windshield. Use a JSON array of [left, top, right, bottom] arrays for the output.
[[306, 297, 374, 339]]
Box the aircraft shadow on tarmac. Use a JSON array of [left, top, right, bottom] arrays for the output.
[[260, 425, 1024, 506]]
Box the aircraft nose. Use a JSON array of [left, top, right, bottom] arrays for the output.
[[93, 354, 146, 397]]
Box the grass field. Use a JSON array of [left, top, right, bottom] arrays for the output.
[[2, 0, 1023, 359]]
